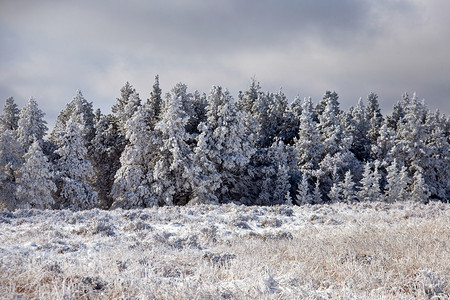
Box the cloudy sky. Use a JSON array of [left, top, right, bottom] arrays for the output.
[[1, 0, 449, 127]]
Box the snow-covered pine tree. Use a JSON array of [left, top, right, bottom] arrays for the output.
[[148, 89, 196, 206], [295, 98, 324, 175], [15, 140, 56, 209], [315, 91, 340, 121], [243, 88, 291, 148], [387, 93, 410, 131], [237, 77, 261, 114], [49, 90, 95, 148], [112, 82, 142, 138], [190, 90, 207, 137], [347, 98, 371, 161], [147, 75, 163, 120], [371, 123, 395, 163], [89, 112, 124, 208], [248, 139, 297, 206], [312, 177, 323, 204], [296, 173, 312, 205], [270, 141, 292, 205], [329, 183, 342, 203], [16, 97, 47, 151], [0, 97, 20, 132], [192, 86, 256, 204], [390, 94, 429, 181], [0, 130, 24, 209], [418, 110, 450, 200], [357, 160, 381, 201], [317, 91, 349, 156], [55, 118, 97, 210], [411, 169, 430, 203], [328, 166, 343, 203], [110, 104, 155, 209], [340, 170, 356, 203], [281, 95, 303, 145], [366, 92, 384, 144], [384, 159, 410, 202]]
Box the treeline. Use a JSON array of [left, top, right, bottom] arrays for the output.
[[0, 77, 449, 210]]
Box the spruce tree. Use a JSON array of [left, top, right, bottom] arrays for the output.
[[297, 173, 312, 205], [312, 177, 323, 204], [0, 97, 20, 131], [347, 98, 370, 161], [16, 140, 56, 209], [340, 170, 356, 203], [50, 90, 95, 148], [55, 118, 97, 210], [89, 112, 124, 208], [16, 97, 47, 151], [110, 106, 154, 209], [295, 98, 324, 174], [0, 130, 24, 209], [366, 92, 384, 144], [148, 90, 196, 206], [193, 86, 256, 204], [148, 75, 162, 119], [385, 159, 410, 202], [358, 161, 381, 201], [411, 169, 430, 203], [112, 82, 142, 138], [237, 78, 261, 114]]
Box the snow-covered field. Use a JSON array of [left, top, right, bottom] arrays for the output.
[[0, 202, 449, 299]]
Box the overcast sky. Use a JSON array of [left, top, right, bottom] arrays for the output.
[[1, 0, 449, 127]]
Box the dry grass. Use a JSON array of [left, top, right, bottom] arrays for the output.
[[0, 202, 448, 299]]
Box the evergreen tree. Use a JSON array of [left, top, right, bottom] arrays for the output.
[[246, 141, 297, 206], [423, 125, 450, 200], [340, 170, 356, 203], [168, 83, 197, 136], [312, 177, 323, 204], [0, 97, 20, 131], [384, 159, 409, 202], [89, 112, 124, 208], [366, 92, 384, 144], [15, 140, 56, 209], [387, 93, 410, 131], [0, 130, 24, 209], [346, 98, 370, 161], [50, 90, 95, 148], [55, 118, 97, 210], [270, 141, 292, 205], [295, 98, 324, 174], [110, 106, 155, 209], [411, 169, 430, 203], [237, 78, 261, 114], [190, 90, 208, 137], [390, 94, 429, 177], [357, 161, 381, 201], [371, 123, 395, 163], [16, 98, 47, 151], [148, 90, 196, 206], [112, 82, 141, 138], [148, 75, 163, 119], [281, 95, 303, 145], [315, 91, 340, 120], [193, 86, 256, 204], [296, 173, 312, 205], [317, 91, 348, 155], [328, 183, 342, 203]]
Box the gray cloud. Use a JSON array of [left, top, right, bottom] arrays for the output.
[[1, 0, 449, 125]]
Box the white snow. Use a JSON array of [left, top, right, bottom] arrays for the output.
[[0, 202, 449, 299]]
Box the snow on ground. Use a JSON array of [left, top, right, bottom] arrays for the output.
[[0, 202, 449, 299]]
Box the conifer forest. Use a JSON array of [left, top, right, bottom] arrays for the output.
[[1, 77, 449, 210]]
